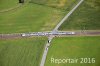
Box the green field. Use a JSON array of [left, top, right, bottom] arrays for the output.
[[30, 0, 78, 10], [0, 0, 83, 34], [45, 36, 100, 66], [0, 37, 47, 66], [59, 0, 100, 30], [0, 0, 18, 10], [0, 3, 65, 34]]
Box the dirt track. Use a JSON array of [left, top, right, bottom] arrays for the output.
[[0, 4, 22, 13]]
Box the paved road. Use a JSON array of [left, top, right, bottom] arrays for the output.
[[53, 0, 84, 31], [40, 0, 84, 66], [39, 36, 54, 66], [0, 0, 99, 66]]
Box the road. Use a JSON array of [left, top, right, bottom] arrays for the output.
[[0, 0, 99, 66], [53, 0, 84, 31], [40, 0, 84, 66], [39, 36, 54, 66]]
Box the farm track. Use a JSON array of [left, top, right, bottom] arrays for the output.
[[0, 0, 31, 13], [0, 4, 23, 13]]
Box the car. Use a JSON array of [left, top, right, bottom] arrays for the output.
[[71, 32, 75, 34], [22, 33, 26, 37], [46, 48, 48, 50], [66, 32, 75, 35]]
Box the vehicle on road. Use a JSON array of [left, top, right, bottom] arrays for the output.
[[67, 32, 75, 35]]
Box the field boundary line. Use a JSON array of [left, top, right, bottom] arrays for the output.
[[0, 4, 23, 13]]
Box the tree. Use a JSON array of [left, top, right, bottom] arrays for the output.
[[19, 0, 24, 3]]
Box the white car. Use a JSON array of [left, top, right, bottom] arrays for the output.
[[22, 33, 26, 37], [22, 33, 30, 36], [67, 32, 75, 35], [71, 32, 75, 34]]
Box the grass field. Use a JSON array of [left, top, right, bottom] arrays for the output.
[[0, 37, 47, 66], [0, 3, 65, 34], [0, 0, 18, 10], [59, 0, 100, 30], [0, 0, 82, 34], [45, 36, 100, 66], [30, 0, 78, 10]]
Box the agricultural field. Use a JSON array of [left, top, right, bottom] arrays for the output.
[[0, 0, 66, 34], [0, 0, 82, 34], [0, 0, 18, 10], [45, 36, 100, 66], [0, 0, 100, 66], [0, 37, 47, 66], [59, 0, 100, 30], [30, 0, 78, 10]]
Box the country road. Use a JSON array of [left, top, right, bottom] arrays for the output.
[[53, 0, 84, 31], [40, 0, 84, 66], [39, 36, 54, 66], [0, 0, 99, 66]]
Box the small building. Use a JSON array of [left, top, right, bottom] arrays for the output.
[[19, 0, 24, 3]]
